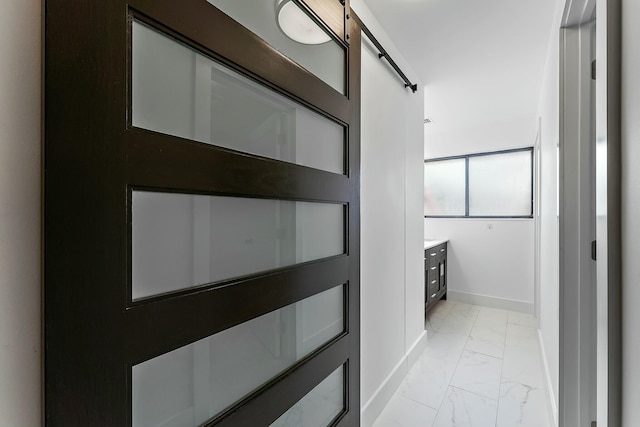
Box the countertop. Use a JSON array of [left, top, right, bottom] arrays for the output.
[[424, 239, 448, 250]]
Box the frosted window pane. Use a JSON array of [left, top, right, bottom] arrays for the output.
[[132, 285, 344, 427], [270, 366, 344, 427], [469, 151, 532, 216], [206, 0, 346, 94], [132, 192, 344, 300], [132, 21, 345, 174], [424, 159, 466, 216]]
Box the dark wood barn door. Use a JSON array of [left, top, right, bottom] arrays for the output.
[[45, 0, 360, 425]]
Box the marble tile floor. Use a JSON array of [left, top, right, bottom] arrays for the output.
[[372, 300, 552, 427]]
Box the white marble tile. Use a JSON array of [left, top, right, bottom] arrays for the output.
[[426, 314, 446, 335], [432, 387, 498, 427], [437, 317, 474, 337], [505, 323, 539, 349], [500, 318, 551, 426], [475, 307, 509, 331], [465, 324, 506, 358], [450, 350, 502, 400], [424, 329, 468, 359], [372, 394, 438, 427], [496, 380, 551, 427], [429, 300, 456, 320], [378, 303, 552, 427], [435, 305, 479, 336], [425, 301, 473, 333], [508, 311, 537, 328], [449, 302, 482, 319], [399, 351, 458, 409], [501, 324, 544, 388]]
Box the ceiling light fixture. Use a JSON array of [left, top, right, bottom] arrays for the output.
[[276, 0, 331, 45]]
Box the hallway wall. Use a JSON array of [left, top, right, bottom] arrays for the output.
[[621, 0, 640, 423], [425, 218, 534, 310], [352, 1, 425, 425], [535, 0, 567, 422], [0, 0, 42, 425]]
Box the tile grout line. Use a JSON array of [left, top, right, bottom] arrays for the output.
[[430, 304, 482, 426], [427, 301, 470, 427], [467, 306, 504, 427], [399, 393, 440, 412], [461, 348, 505, 361], [449, 384, 500, 404], [493, 310, 514, 427], [416, 300, 460, 427]]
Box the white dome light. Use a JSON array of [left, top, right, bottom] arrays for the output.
[[276, 0, 331, 45]]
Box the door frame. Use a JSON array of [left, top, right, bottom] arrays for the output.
[[594, 0, 622, 424], [559, 8, 597, 426], [557, 0, 622, 425]]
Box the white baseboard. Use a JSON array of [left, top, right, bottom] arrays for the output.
[[407, 330, 428, 368], [360, 332, 427, 427], [447, 290, 534, 314], [538, 329, 558, 427]]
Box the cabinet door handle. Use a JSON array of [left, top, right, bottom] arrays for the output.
[[431, 293, 437, 298], [430, 253, 437, 257], [430, 266, 436, 270], [431, 280, 437, 284], [440, 249, 445, 252]]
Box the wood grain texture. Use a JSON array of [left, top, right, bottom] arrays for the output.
[[302, 0, 345, 41], [45, 0, 361, 425]]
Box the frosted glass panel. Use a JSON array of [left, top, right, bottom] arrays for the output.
[[271, 366, 344, 427], [132, 21, 345, 174], [469, 151, 532, 216], [424, 159, 466, 216], [206, 0, 346, 94], [132, 191, 344, 300], [132, 285, 344, 427]]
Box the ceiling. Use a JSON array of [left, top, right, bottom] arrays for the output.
[[361, 0, 558, 133]]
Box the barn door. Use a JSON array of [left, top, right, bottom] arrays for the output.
[[45, 1, 361, 425]]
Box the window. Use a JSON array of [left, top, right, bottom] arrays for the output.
[[424, 147, 533, 218]]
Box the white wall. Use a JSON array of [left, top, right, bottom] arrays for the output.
[[351, 1, 425, 425], [424, 116, 536, 159], [0, 0, 42, 425], [621, 0, 640, 423], [424, 116, 536, 311], [536, 0, 565, 420], [426, 219, 534, 310]]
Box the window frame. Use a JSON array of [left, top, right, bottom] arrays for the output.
[[424, 147, 534, 219]]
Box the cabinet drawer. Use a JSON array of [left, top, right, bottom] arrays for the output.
[[428, 276, 438, 290], [428, 281, 439, 299], [426, 247, 439, 259], [425, 243, 446, 259]]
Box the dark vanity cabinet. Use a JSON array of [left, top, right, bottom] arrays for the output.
[[425, 242, 447, 311]]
